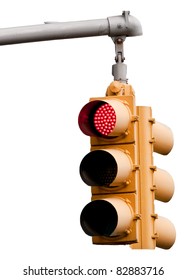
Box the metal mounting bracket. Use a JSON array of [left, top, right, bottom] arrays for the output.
[[112, 36, 127, 82]]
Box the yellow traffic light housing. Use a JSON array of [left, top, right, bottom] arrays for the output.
[[130, 107, 175, 249], [78, 81, 176, 249], [153, 121, 176, 249], [79, 82, 140, 245]]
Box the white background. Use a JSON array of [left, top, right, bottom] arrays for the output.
[[0, 0, 184, 279]]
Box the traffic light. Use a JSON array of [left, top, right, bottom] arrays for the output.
[[152, 121, 176, 249], [79, 81, 140, 245], [130, 107, 176, 249], [78, 81, 176, 249]]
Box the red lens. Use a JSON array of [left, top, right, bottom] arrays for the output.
[[93, 103, 116, 136]]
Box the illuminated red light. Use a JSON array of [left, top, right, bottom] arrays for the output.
[[93, 103, 116, 136]]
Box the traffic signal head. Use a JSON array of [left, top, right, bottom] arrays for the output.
[[130, 106, 175, 250], [78, 82, 176, 249], [79, 82, 140, 245], [152, 121, 176, 249]]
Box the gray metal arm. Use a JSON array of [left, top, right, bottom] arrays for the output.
[[0, 11, 142, 45]]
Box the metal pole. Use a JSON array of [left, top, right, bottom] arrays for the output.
[[0, 12, 142, 46]]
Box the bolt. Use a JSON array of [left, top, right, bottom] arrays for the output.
[[116, 37, 123, 44], [109, 81, 122, 93]]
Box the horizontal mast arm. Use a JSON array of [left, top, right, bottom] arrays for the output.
[[0, 12, 142, 46]]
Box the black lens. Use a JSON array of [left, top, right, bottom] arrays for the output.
[[80, 200, 118, 236], [80, 150, 117, 186]]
